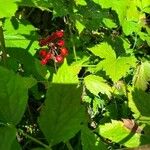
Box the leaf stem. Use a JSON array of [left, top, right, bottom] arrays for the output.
[[66, 16, 77, 62], [0, 24, 7, 65], [66, 141, 74, 150], [18, 129, 51, 150]]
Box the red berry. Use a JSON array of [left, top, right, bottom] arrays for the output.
[[60, 47, 68, 56], [46, 34, 56, 43], [39, 50, 47, 57], [45, 52, 52, 60], [39, 39, 47, 47], [55, 30, 64, 38], [41, 59, 47, 65], [55, 55, 64, 63], [57, 40, 65, 47]]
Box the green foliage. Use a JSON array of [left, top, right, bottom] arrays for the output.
[[53, 59, 79, 83], [0, 0, 150, 149], [0, 66, 35, 125], [0, 1, 19, 18], [81, 127, 107, 150], [128, 89, 150, 123], [84, 74, 112, 97], [88, 43, 136, 82], [133, 61, 150, 91], [38, 84, 85, 145], [0, 126, 19, 150], [99, 120, 141, 147]]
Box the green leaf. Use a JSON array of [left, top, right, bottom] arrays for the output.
[[53, 59, 79, 84], [88, 43, 136, 82], [99, 120, 141, 147], [0, 66, 28, 125], [93, 0, 141, 35], [102, 18, 117, 29], [0, 126, 17, 150], [75, 0, 87, 6], [138, 32, 150, 46], [133, 61, 150, 91], [81, 127, 107, 150], [17, 0, 50, 10], [4, 18, 38, 55], [122, 21, 141, 35], [75, 20, 85, 34], [88, 42, 116, 60], [128, 89, 150, 123], [100, 56, 136, 82], [10, 138, 21, 150], [0, 1, 19, 18], [137, 0, 150, 13], [23, 76, 37, 89], [6, 48, 47, 79], [84, 75, 112, 97], [38, 84, 85, 145]]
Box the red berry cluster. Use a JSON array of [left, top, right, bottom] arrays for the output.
[[39, 30, 68, 65]]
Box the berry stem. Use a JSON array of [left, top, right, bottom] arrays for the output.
[[54, 60, 58, 72], [0, 24, 7, 65]]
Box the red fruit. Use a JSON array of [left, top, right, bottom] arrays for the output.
[[55, 55, 64, 63], [57, 40, 65, 47], [46, 34, 57, 43], [39, 50, 47, 57], [45, 52, 52, 60], [39, 39, 47, 47], [55, 30, 64, 38], [41, 59, 47, 65], [60, 47, 68, 56]]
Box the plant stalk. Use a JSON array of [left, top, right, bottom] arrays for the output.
[[0, 25, 7, 65], [18, 129, 52, 150]]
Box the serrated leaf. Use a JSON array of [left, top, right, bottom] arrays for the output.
[[0, 66, 28, 125], [81, 127, 106, 150], [128, 89, 150, 123], [53, 59, 79, 84], [99, 120, 141, 147], [100, 56, 136, 82], [84, 75, 112, 97], [0, 126, 17, 150], [75, 20, 85, 34], [88, 42, 116, 60], [38, 84, 85, 145], [89, 43, 136, 82], [0, 1, 19, 18], [122, 21, 141, 35], [133, 61, 150, 91]]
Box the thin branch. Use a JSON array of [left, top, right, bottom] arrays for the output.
[[18, 129, 52, 150]]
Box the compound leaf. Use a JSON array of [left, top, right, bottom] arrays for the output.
[[84, 75, 112, 97]]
